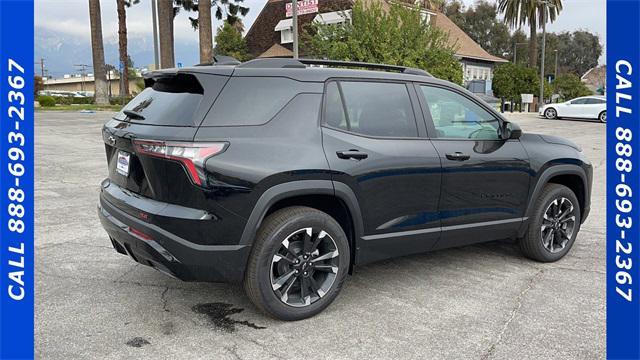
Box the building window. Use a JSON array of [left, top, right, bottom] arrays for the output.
[[464, 64, 493, 82], [313, 10, 352, 26], [275, 19, 293, 44]]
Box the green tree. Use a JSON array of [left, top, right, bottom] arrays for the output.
[[34, 75, 44, 96], [509, 28, 529, 65], [304, 2, 463, 84], [534, 30, 602, 78], [553, 73, 592, 100], [498, 0, 563, 68], [214, 21, 249, 61], [449, 1, 512, 58], [174, 0, 250, 64], [493, 63, 544, 109]]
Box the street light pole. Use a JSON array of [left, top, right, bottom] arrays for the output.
[[151, 0, 159, 69], [513, 42, 527, 64], [292, 0, 298, 59], [539, 1, 554, 110]]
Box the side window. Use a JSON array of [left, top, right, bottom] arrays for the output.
[[324, 81, 418, 137], [419, 85, 501, 140], [202, 77, 299, 126], [570, 98, 588, 105], [585, 98, 605, 104]]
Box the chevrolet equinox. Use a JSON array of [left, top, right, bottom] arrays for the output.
[[98, 58, 593, 320]]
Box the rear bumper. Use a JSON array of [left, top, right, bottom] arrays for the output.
[[98, 186, 250, 283]]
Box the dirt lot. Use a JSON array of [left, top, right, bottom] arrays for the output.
[[35, 111, 605, 359]]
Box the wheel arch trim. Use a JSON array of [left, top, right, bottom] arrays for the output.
[[239, 180, 364, 248], [521, 164, 589, 235]]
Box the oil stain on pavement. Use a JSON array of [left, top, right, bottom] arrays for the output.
[[192, 303, 266, 332], [126, 337, 151, 348]]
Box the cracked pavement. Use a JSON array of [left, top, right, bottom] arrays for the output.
[[35, 111, 605, 359]]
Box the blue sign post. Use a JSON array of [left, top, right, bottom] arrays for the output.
[[607, 1, 640, 359], [0, 0, 35, 359]]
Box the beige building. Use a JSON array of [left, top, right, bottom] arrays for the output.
[[43, 72, 143, 96]]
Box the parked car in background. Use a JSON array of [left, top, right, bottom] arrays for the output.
[[540, 95, 606, 123]]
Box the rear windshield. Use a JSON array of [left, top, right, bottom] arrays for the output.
[[114, 73, 212, 126]]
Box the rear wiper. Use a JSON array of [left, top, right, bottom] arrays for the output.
[[123, 109, 145, 120]]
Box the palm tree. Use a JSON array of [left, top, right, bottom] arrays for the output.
[[158, 0, 175, 68], [174, 0, 249, 64], [498, 0, 562, 68], [117, 0, 139, 96], [88, 0, 109, 105], [198, 0, 213, 63]]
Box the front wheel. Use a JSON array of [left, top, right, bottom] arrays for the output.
[[244, 206, 350, 320], [599, 110, 606, 123], [544, 108, 557, 119], [520, 184, 581, 262]]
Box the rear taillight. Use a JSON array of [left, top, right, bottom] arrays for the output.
[[132, 139, 227, 186]]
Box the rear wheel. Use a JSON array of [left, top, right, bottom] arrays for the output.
[[599, 110, 606, 123], [244, 206, 350, 320], [520, 184, 581, 262], [544, 108, 557, 119]]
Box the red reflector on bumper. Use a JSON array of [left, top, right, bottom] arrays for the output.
[[128, 227, 153, 241]]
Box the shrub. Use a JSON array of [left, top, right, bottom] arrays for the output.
[[553, 73, 593, 101], [38, 95, 56, 107], [52, 96, 94, 105], [303, 2, 463, 84]]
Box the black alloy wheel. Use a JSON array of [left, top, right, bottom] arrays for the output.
[[270, 227, 340, 307]]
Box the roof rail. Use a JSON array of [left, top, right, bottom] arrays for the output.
[[195, 55, 241, 66], [236, 57, 432, 76], [237, 58, 306, 69], [298, 58, 432, 77]]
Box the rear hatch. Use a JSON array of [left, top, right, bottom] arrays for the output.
[[102, 69, 230, 205]]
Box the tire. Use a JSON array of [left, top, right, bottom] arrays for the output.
[[520, 184, 581, 262], [244, 206, 350, 320], [544, 107, 557, 119], [599, 110, 606, 123]]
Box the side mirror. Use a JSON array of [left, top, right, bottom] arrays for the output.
[[501, 122, 522, 140]]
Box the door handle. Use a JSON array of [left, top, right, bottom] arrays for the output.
[[336, 150, 368, 160], [445, 152, 470, 161]]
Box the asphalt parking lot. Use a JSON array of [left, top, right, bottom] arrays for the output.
[[35, 110, 605, 359]]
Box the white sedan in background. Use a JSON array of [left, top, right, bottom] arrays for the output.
[[539, 95, 607, 123]]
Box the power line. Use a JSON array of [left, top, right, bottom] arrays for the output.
[[73, 64, 92, 92], [35, 58, 45, 78]]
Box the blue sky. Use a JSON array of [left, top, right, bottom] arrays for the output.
[[35, 0, 606, 75]]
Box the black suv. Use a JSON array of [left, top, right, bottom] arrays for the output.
[[99, 58, 592, 320]]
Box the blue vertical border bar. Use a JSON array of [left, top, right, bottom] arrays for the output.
[[607, 0, 640, 359], [0, 0, 35, 359]]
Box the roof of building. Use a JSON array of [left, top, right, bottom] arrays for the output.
[[430, 10, 507, 63], [581, 65, 606, 86], [259, 43, 294, 58], [244, 0, 507, 63]]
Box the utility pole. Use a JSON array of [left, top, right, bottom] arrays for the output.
[[554, 49, 559, 81], [151, 0, 159, 69], [35, 58, 45, 78], [512, 42, 527, 64], [292, 0, 298, 59], [539, 1, 554, 110], [73, 64, 91, 92]]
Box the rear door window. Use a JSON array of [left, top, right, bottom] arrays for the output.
[[114, 73, 223, 126], [585, 98, 605, 104], [570, 98, 588, 105], [324, 81, 418, 137]]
